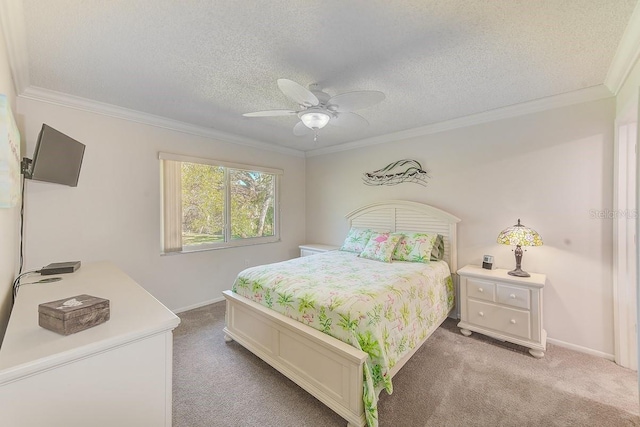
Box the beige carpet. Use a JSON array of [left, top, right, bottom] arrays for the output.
[[173, 302, 640, 426]]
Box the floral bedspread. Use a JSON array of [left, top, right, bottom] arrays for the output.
[[232, 250, 454, 427]]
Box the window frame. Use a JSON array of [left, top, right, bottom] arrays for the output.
[[159, 152, 282, 254]]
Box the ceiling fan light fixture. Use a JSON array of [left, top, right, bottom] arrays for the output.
[[243, 79, 385, 139], [299, 111, 331, 129]]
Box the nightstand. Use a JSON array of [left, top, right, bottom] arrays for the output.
[[299, 244, 339, 257], [457, 264, 547, 358]]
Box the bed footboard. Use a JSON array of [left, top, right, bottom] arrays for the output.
[[223, 290, 368, 427]]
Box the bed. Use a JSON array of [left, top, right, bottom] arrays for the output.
[[223, 200, 460, 427]]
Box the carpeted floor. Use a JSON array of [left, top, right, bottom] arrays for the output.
[[173, 302, 640, 427]]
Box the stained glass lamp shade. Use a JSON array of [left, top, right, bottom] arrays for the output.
[[496, 219, 543, 277]]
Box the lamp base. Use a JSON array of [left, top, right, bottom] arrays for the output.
[[508, 268, 530, 278], [509, 245, 530, 277]]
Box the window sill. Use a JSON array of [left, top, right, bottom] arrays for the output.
[[161, 238, 281, 256]]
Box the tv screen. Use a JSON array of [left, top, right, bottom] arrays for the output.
[[29, 124, 85, 187]]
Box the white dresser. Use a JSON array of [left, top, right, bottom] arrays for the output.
[[299, 243, 339, 257], [457, 264, 546, 358], [0, 261, 181, 427]]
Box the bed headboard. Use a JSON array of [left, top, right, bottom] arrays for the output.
[[346, 200, 461, 272]]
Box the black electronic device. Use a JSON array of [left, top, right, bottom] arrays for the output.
[[40, 261, 81, 275], [22, 124, 85, 187]]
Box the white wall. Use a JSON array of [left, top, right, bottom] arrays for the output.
[[0, 22, 18, 344], [306, 98, 616, 357], [16, 98, 306, 312], [617, 56, 640, 114]]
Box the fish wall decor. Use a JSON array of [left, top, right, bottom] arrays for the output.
[[363, 159, 429, 187]]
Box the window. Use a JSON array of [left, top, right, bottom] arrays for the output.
[[160, 153, 281, 253]]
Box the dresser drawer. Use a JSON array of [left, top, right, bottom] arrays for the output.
[[466, 278, 495, 302], [467, 300, 531, 340], [496, 284, 530, 309]]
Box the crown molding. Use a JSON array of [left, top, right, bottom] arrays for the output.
[[19, 86, 305, 158], [605, 2, 640, 95], [305, 85, 614, 157], [12, 82, 615, 161], [0, 0, 29, 94]]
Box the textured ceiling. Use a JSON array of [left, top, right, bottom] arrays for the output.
[[15, 0, 640, 151]]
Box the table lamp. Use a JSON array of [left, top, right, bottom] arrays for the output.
[[496, 219, 543, 277]]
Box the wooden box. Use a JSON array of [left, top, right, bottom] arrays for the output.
[[38, 294, 110, 335]]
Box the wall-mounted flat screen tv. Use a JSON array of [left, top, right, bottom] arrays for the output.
[[28, 124, 85, 187]]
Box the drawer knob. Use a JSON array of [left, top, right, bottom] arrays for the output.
[[478, 311, 484, 317], [510, 294, 516, 299], [478, 288, 484, 293], [510, 319, 516, 324]]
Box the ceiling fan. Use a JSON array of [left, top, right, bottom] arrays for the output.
[[243, 79, 385, 141]]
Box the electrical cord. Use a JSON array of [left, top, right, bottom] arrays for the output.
[[12, 270, 41, 302], [19, 174, 25, 275], [12, 175, 31, 306], [13, 269, 64, 300], [21, 278, 62, 285], [12, 176, 63, 304]]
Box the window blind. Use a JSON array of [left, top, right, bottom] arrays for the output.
[[161, 159, 182, 253]]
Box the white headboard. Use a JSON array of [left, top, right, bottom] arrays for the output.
[[345, 200, 461, 272]]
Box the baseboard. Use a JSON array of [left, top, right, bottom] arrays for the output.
[[174, 299, 616, 362], [546, 337, 615, 361], [447, 315, 615, 361], [172, 296, 225, 314]]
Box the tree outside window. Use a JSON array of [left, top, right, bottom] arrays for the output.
[[160, 153, 280, 253]]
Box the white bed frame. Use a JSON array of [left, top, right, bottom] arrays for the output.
[[223, 200, 460, 427]]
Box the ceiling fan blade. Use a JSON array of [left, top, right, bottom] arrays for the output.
[[293, 121, 312, 136], [243, 109, 297, 117], [328, 91, 385, 112], [329, 112, 369, 128], [277, 79, 319, 107]]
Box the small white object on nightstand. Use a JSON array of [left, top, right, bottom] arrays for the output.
[[299, 244, 340, 257], [457, 264, 547, 358]]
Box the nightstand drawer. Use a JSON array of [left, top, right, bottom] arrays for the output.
[[467, 300, 531, 340], [496, 284, 530, 309], [466, 278, 495, 302]]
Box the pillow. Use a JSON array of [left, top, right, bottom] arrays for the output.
[[430, 234, 445, 261], [392, 232, 440, 263], [359, 232, 402, 263], [340, 227, 374, 253]]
